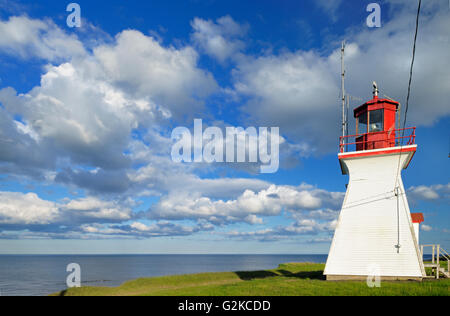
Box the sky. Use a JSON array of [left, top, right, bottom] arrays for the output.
[[0, 0, 448, 254]]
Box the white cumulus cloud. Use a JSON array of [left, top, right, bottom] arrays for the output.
[[191, 15, 249, 63]]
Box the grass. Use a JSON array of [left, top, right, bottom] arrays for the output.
[[54, 262, 449, 296]]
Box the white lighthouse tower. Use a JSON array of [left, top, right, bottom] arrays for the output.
[[324, 85, 426, 281]]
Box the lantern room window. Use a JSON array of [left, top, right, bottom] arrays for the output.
[[358, 112, 368, 135], [357, 109, 384, 135], [369, 109, 384, 133]]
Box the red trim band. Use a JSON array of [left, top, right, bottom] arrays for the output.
[[338, 146, 417, 160]]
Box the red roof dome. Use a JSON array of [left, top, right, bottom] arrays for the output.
[[411, 213, 424, 224]]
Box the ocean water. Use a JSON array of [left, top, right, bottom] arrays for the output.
[[0, 254, 327, 296]]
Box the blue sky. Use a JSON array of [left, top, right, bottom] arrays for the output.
[[0, 0, 448, 254]]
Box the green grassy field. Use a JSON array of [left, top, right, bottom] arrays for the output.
[[54, 262, 449, 296]]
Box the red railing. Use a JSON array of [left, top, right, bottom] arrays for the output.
[[339, 127, 416, 153]]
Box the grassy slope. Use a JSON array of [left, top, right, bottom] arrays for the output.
[[54, 263, 449, 296]]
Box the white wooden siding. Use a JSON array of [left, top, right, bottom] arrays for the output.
[[324, 146, 425, 278]]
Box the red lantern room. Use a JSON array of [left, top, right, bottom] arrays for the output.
[[353, 94, 399, 151], [339, 82, 416, 154]]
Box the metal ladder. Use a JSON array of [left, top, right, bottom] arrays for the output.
[[421, 244, 450, 279]]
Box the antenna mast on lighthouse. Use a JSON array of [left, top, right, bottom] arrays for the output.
[[341, 41, 346, 140]]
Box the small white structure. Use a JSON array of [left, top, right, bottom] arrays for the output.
[[324, 91, 426, 281], [411, 213, 424, 244]]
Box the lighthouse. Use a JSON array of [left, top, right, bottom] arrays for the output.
[[324, 84, 426, 281]]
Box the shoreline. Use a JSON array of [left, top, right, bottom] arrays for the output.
[[54, 262, 449, 296]]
